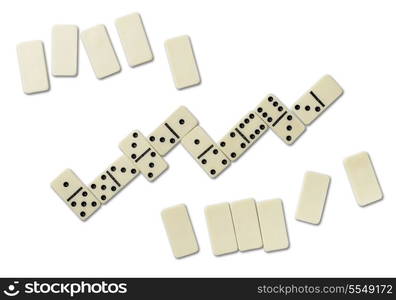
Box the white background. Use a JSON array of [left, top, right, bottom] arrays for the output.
[[0, 0, 395, 277]]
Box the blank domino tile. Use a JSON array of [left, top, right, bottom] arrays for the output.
[[344, 152, 383, 206], [17, 41, 49, 94], [161, 204, 199, 258], [165, 35, 200, 89], [81, 25, 120, 79], [257, 199, 289, 252], [205, 203, 238, 256], [295, 172, 331, 224], [51, 169, 101, 221], [115, 13, 153, 67], [292, 75, 343, 125], [230, 198, 262, 251], [52, 25, 79, 76]]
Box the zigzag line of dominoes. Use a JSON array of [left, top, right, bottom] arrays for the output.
[[50, 75, 343, 221]]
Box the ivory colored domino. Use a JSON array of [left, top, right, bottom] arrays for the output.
[[230, 198, 262, 251], [295, 172, 330, 224], [219, 111, 268, 161], [81, 25, 120, 79], [148, 106, 199, 156], [205, 203, 238, 256], [51, 169, 101, 221], [165, 35, 200, 89], [17, 41, 49, 94], [292, 75, 343, 125], [344, 152, 383, 206], [119, 130, 168, 181], [255, 94, 306, 145], [161, 204, 199, 258], [115, 13, 153, 67], [181, 126, 230, 178], [52, 25, 78, 76], [89, 155, 140, 204], [257, 199, 289, 252]]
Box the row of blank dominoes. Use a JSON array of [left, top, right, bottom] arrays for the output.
[[16, 13, 201, 94], [161, 157, 383, 258], [162, 199, 289, 258], [51, 75, 346, 221]]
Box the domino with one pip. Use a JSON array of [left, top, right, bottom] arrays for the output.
[[148, 106, 198, 156], [119, 130, 168, 181], [292, 75, 343, 125], [181, 126, 230, 178], [51, 169, 101, 221]]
